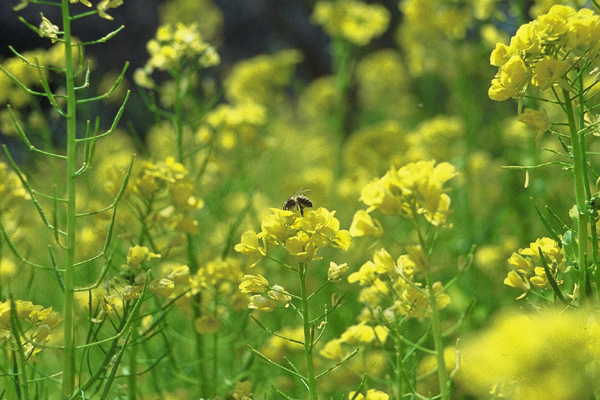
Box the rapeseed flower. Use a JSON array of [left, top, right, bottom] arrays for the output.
[[0, 162, 30, 211], [348, 389, 389, 400], [504, 237, 565, 297], [237, 207, 351, 263], [349, 210, 383, 238], [458, 308, 600, 400], [39, 15, 59, 42], [488, 5, 600, 101], [359, 161, 457, 227], [134, 22, 219, 86], [0, 300, 62, 361], [312, 0, 390, 46], [224, 49, 302, 107], [348, 248, 450, 322], [239, 274, 269, 294]]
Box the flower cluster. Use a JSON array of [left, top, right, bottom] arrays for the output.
[[311, 0, 391, 46], [134, 22, 219, 87], [348, 389, 390, 400], [133, 157, 204, 239], [358, 161, 457, 227], [193, 257, 248, 333], [223, 49, 303, 107], [238, 274, 292, 312], [196, 101, 267, 148], [489, 5, 600, 101], [236, 207, 351, 264], [348, 248, 450, 322], [458, 309, 600, 400], [0, 161, 30, 213], [504, 237, 565, 297], [0, 300, 62, 362], [320, 321, 388, 361]]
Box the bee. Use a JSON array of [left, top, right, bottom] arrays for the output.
[[282, 188, 313, 216]]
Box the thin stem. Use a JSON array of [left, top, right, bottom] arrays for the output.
[[128, 317, 140, 400], [563, 88, 589, 303], [61, 0, 77, 396], [298, 263, 318, 400], [425, 274, 449, 400]]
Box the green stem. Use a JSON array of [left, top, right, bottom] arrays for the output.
[[299, 263, 318, 400], [128, 316, 140, 400], [174, 71, 184, 163], [212, 292, 219, 396], [394, 333, 404, 399], [61, 0, 77, 396], [425, 274, 449, 400], [563, 88, 589, 303]]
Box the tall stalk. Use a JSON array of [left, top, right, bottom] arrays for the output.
[[60, 0, 77, 395], [562, 88, 589, 303], [298, 263, 319, 400], [425, 274, 449, 400]]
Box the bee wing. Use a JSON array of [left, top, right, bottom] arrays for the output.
[[292, 187, 311, 197]]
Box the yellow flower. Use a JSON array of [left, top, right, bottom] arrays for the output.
[[39, 15, 59, 43], [268, 285, 292, 306], [312, 0, 390, 46], [97, 0, 123, 20], [0, 259, 17, 279], [349, 210, 383, 238], [126, 245, 161, 268], [531, 57, 569, 90], [149, 278, 175, 297], [490, 42, 511, 67], [505, 237, 564, 295], [320, 338, 344, 360], [254, 207, 351, 262], [239, 274, 269, 294], [504, 270, 531, 294], [348, 260, 378, 286], [224, 49, 303, 106], [517, 108, 551, 133], [234, 230, 267, 257], [360, 161, 457, 226], [349, 389, 390, 400], [327, 262, 349, 282], [459, 309, 599, 400], [247, 295, 278, 312]]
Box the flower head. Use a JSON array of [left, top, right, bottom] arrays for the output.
[[312, 0, 391, 46], [359, 161, 457, 226]]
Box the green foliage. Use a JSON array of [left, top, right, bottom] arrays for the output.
[[2, 1, 600, 399]]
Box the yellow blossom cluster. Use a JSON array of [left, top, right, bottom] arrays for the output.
[[0, 161, 30, 212], [359, 161, 457, 227], [235, 207, 351, 264], [134, 22, 219, 88], [348, 389, 390, 400], [0, 42, 79, 135], [348, 248, 450, 322], [0, 300, 62, 362], [458, 308, 600, 400], [320, 321, 388, 361], [397, 0, 477, 75], [224, 49, 303, 107], [311, 0, 391, 46], [193, 257, 249, 333], [504, 237, 565, 297], [238, 274, 292, 312], [196, 101, 267, 148], [133, 157, 204, 238], [489, 5, 600, 101], [118, 245, 163, 301]]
